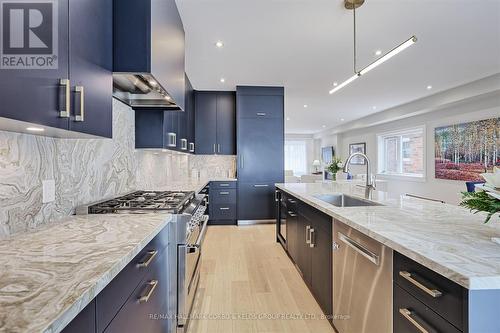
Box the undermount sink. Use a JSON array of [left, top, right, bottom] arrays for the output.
[[314, 194, 383, 207]]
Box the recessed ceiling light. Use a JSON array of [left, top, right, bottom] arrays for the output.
[[427, 85, 433, 90], [220, 78, 225, 83], [333, 82, 338, 86], [372, 106, 377, 110], [340, 118, 345, 122], [375, 50, 382, 56], [286, 117, 290, 121], [303, 104, 308, 108], [26, 127, 44, 132], [322, 125, 326, 128], [215, 41, 224, 48]]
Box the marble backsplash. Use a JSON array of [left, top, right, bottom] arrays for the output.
[[0, 99, 236, 238]]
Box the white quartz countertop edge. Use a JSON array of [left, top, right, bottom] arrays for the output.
[[275, 183, 500, 291]]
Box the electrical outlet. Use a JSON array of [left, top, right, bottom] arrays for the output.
[[42, 180, 55, 203]]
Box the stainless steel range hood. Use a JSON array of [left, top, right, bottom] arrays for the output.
[[113, 0, 185, 110]]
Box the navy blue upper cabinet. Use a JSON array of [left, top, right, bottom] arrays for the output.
[[113, 0, 185, 110], [68, 0, 112, 138], [216, 92, 236, 155], [195, 91, 236, 155], [195, 92, 218, 154], [185, 75, 195, 152], [135, 110, 181, 150], [0, 0, 112, 138]]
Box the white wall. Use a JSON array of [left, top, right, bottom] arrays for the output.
[[315, 82, 500, 204]]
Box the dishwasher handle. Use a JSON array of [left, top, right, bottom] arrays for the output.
[[338, 232, 380, 265]]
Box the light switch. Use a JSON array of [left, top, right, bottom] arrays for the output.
[[42, 180, 55, 203]]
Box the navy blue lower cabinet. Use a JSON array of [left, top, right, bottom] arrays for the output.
[[104, 249, 168, 333], [61, 300, 96, 333], [208, 181, 237, 225], [237, 182, 276, 221]]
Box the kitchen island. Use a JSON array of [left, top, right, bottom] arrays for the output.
[[276, 182, 500, 333]]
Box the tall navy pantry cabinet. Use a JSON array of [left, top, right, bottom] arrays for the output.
[[0, 0, 113, 138], [237, 86, 284, 221]]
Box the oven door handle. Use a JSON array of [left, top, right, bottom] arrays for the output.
[[190, 215, 209, 249]]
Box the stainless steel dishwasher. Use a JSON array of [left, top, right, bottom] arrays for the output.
[[333, 220, 393, 333]]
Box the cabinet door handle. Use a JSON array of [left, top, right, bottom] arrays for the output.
[[180, 139, 188, 150], [59, 79, 70, 118], [213, 143, 216, 153], [399, 308, 435, 333], [254, 184, 269, 188], [219, 207, 230, 210], [287, 211, 297, 217], [309, 228, 315, 248], [256, 112, 266, 116], [219, 191, 230, 195], [305, 225, 311, 244], [399, 271, 443, 298], [167, 133, 177, 147], [217, 144, 221, 153], [138, 280, 158, 304], [240, 155, 244, 169], [136, 250, 158, 268], [189, 142, 195, 153], [287, 198, 297, 204], [74, 86, 85, 122]]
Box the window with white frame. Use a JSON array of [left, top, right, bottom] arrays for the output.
[[284, 140, 308, 176], [377, 126, 425, 178]]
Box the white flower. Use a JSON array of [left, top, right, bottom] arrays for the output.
[[337, 162, 344, 168]]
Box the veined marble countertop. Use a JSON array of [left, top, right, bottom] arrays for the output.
[[0, 213, 173, 333], [275, 182, 500, 290], [146, 178, 238, 193]]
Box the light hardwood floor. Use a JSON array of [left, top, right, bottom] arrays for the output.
[[187, 224, 335, 333]]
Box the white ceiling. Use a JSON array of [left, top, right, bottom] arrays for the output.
[[176, 0, 500, 134]]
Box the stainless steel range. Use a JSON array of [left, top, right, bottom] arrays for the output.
[[77, 190, 208, 333]]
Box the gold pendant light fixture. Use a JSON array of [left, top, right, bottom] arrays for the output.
[[329, 0, 417, 95]]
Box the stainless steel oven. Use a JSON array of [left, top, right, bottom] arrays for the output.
[[177, 209, 208, 333]]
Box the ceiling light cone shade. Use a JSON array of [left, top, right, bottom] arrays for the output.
[[359, 36, 417, 76], [329, 74, 360, 94]]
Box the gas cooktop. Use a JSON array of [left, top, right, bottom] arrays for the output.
[[85, 190, 196, 214]]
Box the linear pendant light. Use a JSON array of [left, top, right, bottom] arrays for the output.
[[329, 1, 417, 95]]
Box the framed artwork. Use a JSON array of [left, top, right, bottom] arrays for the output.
[[435, 117, 499, 181], [349, 142, 366, 165], [321, 146, 334, 165]]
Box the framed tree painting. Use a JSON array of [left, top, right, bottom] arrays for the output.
[[349, 142, 367, 165], [435, 117, 499, 181]]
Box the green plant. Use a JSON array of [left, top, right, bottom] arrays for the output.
[[327, 156, 344, 174], [460, 191, 500, 223]]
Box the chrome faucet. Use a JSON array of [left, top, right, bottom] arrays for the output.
[[343, 152, 376, 190]]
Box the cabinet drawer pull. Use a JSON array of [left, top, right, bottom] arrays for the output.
[[256, 112, 266, 116], [59, 79, 70, 118], [219, 207, 230, 210], [287, 211, 297, 217], [399, 271, 443, 298], [219, 191, 230, 195], [137, 250, 158, 268], [254, 184, 269, 187], [287, 198, 296, 204], [219, 183, 230, 187], [305, 225, 311, 244], [399, 308, 435, 333], [309, 228, 315, 248], [74, 86, 85, 122], [338, 232, 379, 265], [138, 280, 158, 303]]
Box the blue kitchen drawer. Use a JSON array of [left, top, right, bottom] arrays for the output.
[[210, 204, 237, 220], [211, 181, 237, 189], [210, 189, 237, 204]]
